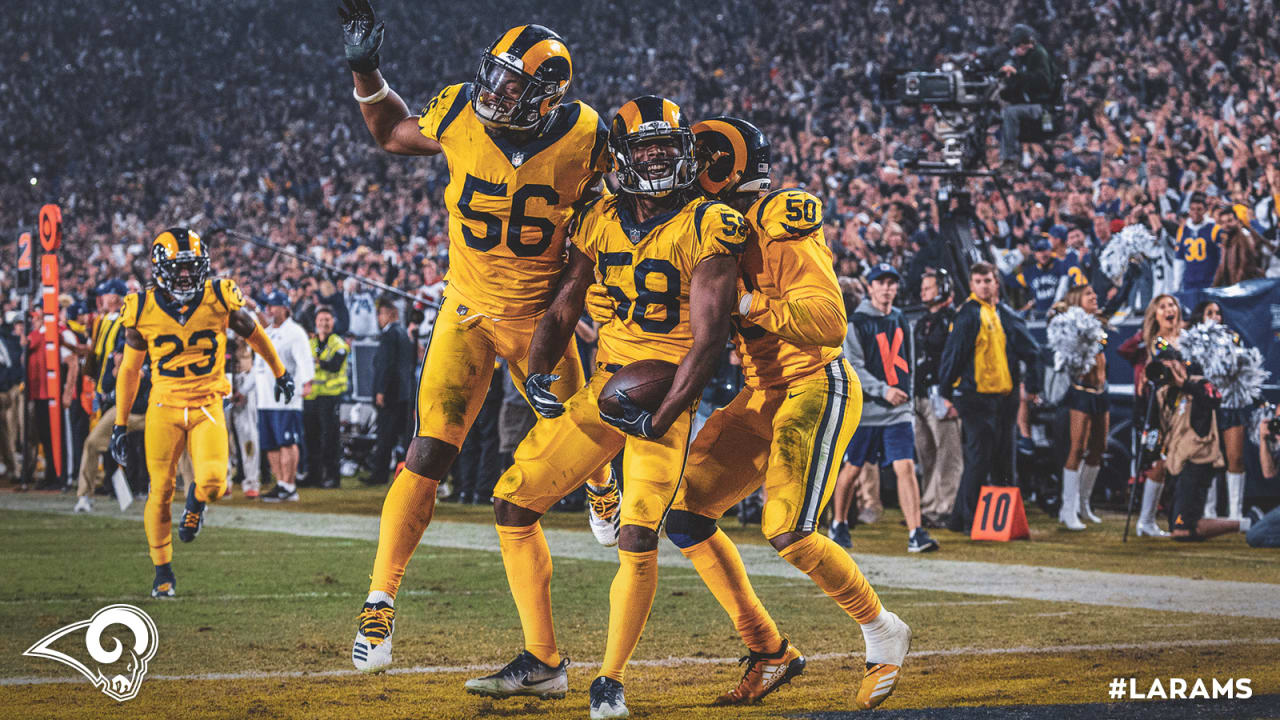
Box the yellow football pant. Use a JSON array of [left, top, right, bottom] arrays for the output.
[[492, 369, 693, 676], [369, 291, 603, 597], [144, 400, 228, 566], [673, 359, 880, 644]]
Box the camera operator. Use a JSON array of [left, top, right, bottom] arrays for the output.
[[998, 24, 1055, 170], [1250, 409, 1280, 548], [1150, 349, 1254, 542]]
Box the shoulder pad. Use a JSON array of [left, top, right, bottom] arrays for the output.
[[695, 200, 749, 255], [418, 83, 470, 141], [120, 292, 141, 328], [750, 188, 824, 241]]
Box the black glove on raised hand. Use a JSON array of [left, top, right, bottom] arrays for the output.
[[109, 425, 129, 467], [600, 390, 659, 439], [338, 0, 385, 73], [524, 373, 564, 419], [275, 371, 296, 403]]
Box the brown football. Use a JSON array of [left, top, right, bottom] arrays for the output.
[[598, 359, 679, 416]]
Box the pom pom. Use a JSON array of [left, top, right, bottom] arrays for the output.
[[1046, 306, 1107, 379], [1180, 322, 1269, 408], [1099, 223, 1161, 284]]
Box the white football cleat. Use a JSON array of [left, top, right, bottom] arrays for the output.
[[1135, 520, 1170, 538], [586, 478, 621, 547], [73, 496, 93, 513], [465, 650, 569, 699], [352, 601, 394, 672]]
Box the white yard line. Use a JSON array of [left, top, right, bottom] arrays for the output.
[[3, 494, 1279, 620], [3, 637, 1277, 687]]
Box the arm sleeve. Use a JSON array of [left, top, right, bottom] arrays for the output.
[[318, 349, 348, 373], [743, 233, 847, 347], [844, 322, 887, 400], [113, 344, 145, 425], [246, 324, 287, 377]]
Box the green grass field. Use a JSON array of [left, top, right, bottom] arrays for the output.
[[1, 488, 1278, 719]]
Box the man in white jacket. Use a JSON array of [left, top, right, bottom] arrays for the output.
[[255, 291, 315, 502]]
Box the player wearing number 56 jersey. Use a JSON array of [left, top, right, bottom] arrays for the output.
[[111, 228, 294, 599], [659, 118, 912, 710], [338, 2, 611, 674], [466, 96, 743, 720]]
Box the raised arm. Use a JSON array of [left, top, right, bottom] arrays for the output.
[[340, 0, 442, 156]]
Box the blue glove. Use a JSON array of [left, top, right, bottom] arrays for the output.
[[275, 371, 296, 403], [600, 390, 659, 439], [109, 425, 129, 467], [524, 373, 563, 418]]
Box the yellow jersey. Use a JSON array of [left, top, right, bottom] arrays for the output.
[[734, 189, 845, 389], [419, 83, 609, 319], [572, 194, 747, 367], [121, 278, 244, 406]]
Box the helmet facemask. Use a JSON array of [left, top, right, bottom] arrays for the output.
[[155, 251, 209, 304], [473, 53, 562, 130], [612, 127, 696, 197]]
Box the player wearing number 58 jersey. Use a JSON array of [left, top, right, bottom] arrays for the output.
[[338, 1, 610, 674], [111, 228, 294, 599], [466, 96, 743, 719], [658, 118, 912, 711]]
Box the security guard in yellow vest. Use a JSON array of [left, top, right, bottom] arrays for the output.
[[303, 306, 349, 488]]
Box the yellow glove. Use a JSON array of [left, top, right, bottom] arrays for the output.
[[585, 283, 616, 325]]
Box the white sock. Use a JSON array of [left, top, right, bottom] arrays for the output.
[[278, 481, 297, 492], [861, 609, 901, 664], [586, 482, 610, 494], [1226, 472, 1245, 520], [366, 591, 394, 606], [1139, 480, 1162, 525]]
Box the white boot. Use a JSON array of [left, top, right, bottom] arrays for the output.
[[1079, 464, 1103, 523], [1203, 479, 1219, 519], [1135, 480, 1169, 537], [1226, 472, 1245, 521], [1059, 468, 1086, 530]]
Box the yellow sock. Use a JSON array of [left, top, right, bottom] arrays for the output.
[[680, 530, 784, 653], [496, 523, 560, 667], [600, 549, 659, 683], [144, 481, 175, 566], [779, 533, 882, 624], [369, 468, 438, 597]]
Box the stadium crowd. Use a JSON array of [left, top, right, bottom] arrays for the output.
[[2, 0, 1279, 538]]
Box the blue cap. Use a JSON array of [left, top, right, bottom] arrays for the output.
[[69, 300, 90, 318], [265, 290, 290, 307], [1033, 237, 1053, 252], [866, 263, 901, 283], [96, 279, 128, 297], [1048, 225, 1068, 240]]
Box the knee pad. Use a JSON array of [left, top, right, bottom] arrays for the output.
[[665, 510, 717, 549]]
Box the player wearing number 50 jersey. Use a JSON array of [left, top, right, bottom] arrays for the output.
[[465, 96, 743, 720], [110, 229, 294, 599], [655, 117, 912, 710], [338, 0, 610, 674]]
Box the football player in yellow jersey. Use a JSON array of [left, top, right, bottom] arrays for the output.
[[462, 96, 742, 719], [338, 1, 616, 671], [616, 117, 909, 710], [108, 229, 294, 598]]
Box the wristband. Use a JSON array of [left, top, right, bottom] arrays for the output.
[[353, 81, 391, 105]]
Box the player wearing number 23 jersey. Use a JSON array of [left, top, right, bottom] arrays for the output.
[[113, 228, 292, 599], [339, 14, 610, 674], [471, 96, 743, 717]]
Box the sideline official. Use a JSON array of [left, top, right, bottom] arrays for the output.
[[304, 306, 349, 489], [939, 263, 1042, 532]]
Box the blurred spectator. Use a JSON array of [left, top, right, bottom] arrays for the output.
[[364, 296, 414, 487], [0, 315, 24, 483], [228, 337, 261, 497], [255, 291, 315, 502], [303, 306, 349, 489], [1173, 193, 1220, 291], [345, 278, 379, 340], [912, 270, 962, 528], [23, 313, 60, 488], [1212, 205, 1263, 287]]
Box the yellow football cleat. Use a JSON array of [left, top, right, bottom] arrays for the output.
[[854, 611, 912, 709], [713, 638, 806, 705]]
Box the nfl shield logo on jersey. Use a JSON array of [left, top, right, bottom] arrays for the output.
[[510, 152, 525, 167]]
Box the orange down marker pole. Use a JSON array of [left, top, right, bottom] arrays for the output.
[[38, 204, 64, 479]]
